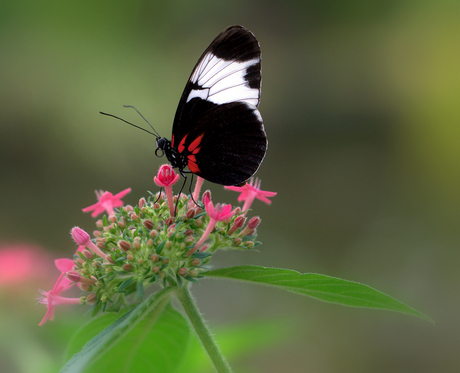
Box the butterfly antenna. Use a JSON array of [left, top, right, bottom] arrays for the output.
[[123, 105, 161, 138], [99, 111, 158, 138]]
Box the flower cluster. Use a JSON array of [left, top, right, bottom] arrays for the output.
[[38, 165, 276, 324]]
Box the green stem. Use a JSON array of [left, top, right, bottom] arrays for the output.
[[175, 285, 233, 373]]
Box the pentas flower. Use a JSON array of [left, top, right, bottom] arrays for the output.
[[38, 289, 82, 326], [154, 164, 180, 217], [39, 171, 272, 323], [225, 178, 277, 215], [187, 193, 236, 256], [82, 188, 131, 217], [38, 255, 80, 325]]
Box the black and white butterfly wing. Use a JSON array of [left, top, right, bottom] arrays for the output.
[[171, 25, 267, 186]]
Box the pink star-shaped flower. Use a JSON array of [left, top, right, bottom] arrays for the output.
[[188, 193, 235, 256], [82, 188, 131, 217], [38, 256, 79, 325], [38, 289, 81, 326], [225, 178, 276, 214], [203, 193, 235, 221]]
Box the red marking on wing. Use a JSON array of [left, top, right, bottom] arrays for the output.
[[187, 155, 200, 173], [178, 134, 188, 154], [187, 134, 204, 154], [171, 134, 175, 148]]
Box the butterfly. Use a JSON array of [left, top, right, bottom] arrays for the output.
[[155, 25, 267, 186]]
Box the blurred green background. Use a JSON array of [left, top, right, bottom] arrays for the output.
[[1, 0, 459, 372]]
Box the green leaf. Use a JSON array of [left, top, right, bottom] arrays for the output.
[[203, 265, 431, 321], [61, 286, 187, 373], [117, 277, 135, 292]]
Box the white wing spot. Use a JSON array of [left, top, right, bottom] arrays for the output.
[[187, 52, 260, 106]]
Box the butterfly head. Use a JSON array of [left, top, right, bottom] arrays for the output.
[[155, 137, 169, 158]]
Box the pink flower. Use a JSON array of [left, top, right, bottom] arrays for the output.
[[71, 227, 107, 259], [225, 178, 276, 214], [82, 188, 131, 217], [203, 194, 235, 221], [187, 194, 235, 256], [0, 244, 53, 287], [154, 164, 180, 217], [154, 164, 180, 187], [38, 256, 79, 325], [38, 289, 81, 326]]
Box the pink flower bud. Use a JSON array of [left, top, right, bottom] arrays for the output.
[[83, 250, 94, 259], [118, 218, 126, 229], [143, 219, 154, 230], [139, 197, 146, 208], [71, 227, 107, 259], [233, 237, 242, 246], [66, 271, 97, 285], [227, 215, 247, 235], [86, 294, 97, 303], [191, 258, 201, 266], [186, 209, 196, 219], [71, 227, 91, 246], [178, 268, 188, 276], [133, 237, 141, 250], [248, 216, 261, 229], [66, 271, 81, 283], [118, 240, 131, 251]]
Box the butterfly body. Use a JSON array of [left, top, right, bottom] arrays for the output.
[[157, 25, 267, 186]]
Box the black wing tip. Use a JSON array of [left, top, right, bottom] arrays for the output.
[[210, 25, 260, 62]]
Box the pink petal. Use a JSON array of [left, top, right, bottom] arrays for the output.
[[112, 187, 132, 200], [82, 202, 99, 213], [255, 194, 275, 204], [54, 258, 75, 273], [38, 304, 54, 325], [53, 275, 73, 294], [225, 185, 245, 192]]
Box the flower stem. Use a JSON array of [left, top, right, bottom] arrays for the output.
[[175, 285, 233, 373]]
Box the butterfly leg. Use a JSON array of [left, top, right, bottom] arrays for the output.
[[153, 187, 164, 204], [173, 170, 190, 216], [178, 170, 202, 209]]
